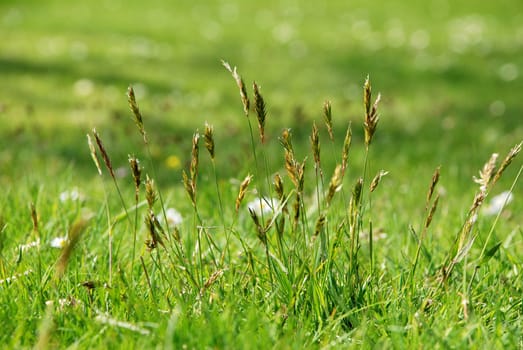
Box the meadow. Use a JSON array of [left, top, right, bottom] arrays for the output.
[[1, 0, 522, 348]]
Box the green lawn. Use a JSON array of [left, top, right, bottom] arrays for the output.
[[1, 0, 522, 348]]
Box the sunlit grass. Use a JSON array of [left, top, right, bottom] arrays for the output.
[[0, 0, 522, 348]]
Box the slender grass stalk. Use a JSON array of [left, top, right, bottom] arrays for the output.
[[140, 256, 157, 307], [223, 61, 278, 288], [127, 86, 170, 240], [204, 122, 230, 266], [362, 76, 381, 275], [34, 302, 54, 350], [410, 167, 440, 291], [87, 133, 116, 285], [128, 155, 142, 281]]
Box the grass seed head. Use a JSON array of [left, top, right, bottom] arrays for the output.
[[30, 202, 39, 237], [145, 210, 164, 250], [128, 155, 142, 197], [92, 129, 115, 179], [248, 208, 267, 245], [327, 164, 343, 206], [473, 153, 498, 192], [222, 60, 250, 116], [127, 86, 146, 140], [426, 167, 441, 208], [370, 170, 388, 193], [314, 214, 326, 237], [236, 174, 253, 212], [87, 134, 102, 175], [190, 132, 200, 188], [279, 128, 294, 154], [296, 160, 306, 193], [323, 100, 334, 141], [311, 122, 321, 167], [253, 81, 267, 143], [352, 177, 364, 207], [201, 269, 224, 295], [342, 123, 352, 173], [364, 75, 372, 116], [274, 173, 284, 200], [203, 122, 215, 160], [293, 192, 302, 227], [145, 175, 157, 209], [363, 76, 380, 146], [491, 141, 522, 186], [425, 194, 440, 229], [182, 170, 196, 206]]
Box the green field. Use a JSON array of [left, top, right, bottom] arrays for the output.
[[1, 0, 522, 348]]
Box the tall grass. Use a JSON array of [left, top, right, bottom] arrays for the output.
[[86, 62, 521, 339], [9, 63, 521, 348]]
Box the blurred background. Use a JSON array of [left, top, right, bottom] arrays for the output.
[[1, 0, 522, 193]]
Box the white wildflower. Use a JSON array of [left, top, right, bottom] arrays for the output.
[[59, 187, 84, 202], [46, 297, 83, 310], [18, 239, 40, 252], [162, 208, 183, 227], [50, 236, 68, 249], [0, 269, 33, 284], [484, 190, 513, 216], [247, 197, 278, 216], [95, 313, 150, 335]]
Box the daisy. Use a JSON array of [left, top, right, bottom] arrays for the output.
[[50, 236, 68, 249]]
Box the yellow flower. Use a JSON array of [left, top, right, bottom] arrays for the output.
[[165, 155, 181, 169]]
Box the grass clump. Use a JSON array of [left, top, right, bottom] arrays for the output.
[[1, 63, 522, 349]]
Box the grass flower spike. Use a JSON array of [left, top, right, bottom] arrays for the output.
[[363, 76, 380, 147], [222, 60, 250, 116]]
